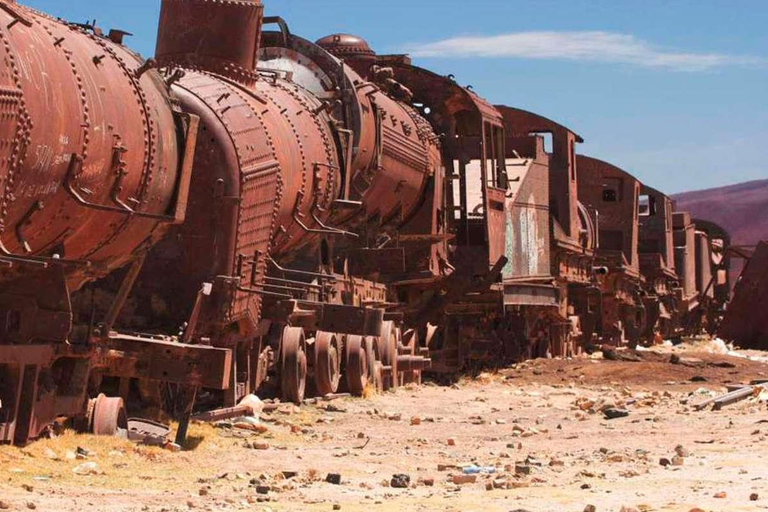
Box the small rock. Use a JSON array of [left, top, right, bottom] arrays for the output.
[[75, 446, 90, 459], [72, 462, 100, 476], [43, 448, 59, 460], [238, 394, 264, 416], [390, 474, 410, 488], [418, 477, 435, 487], [603, 408, 629, 420], [452, 474, 477, 485], [584, 506, 597, 512], [675, 445, 690, 457], [0, 501, 8, 510], [659, 458, 671, 467], [671, 456, 684, 466], [325, 473, 342, 485], [324, 403, 346, 413], [446, 438, 456, 446], [164, 442, 182, 453], [410, 417, 421, 426], [714, 491, 727, 499], [751, 493, 759, 501], [333, 505, 341, 511], [255, 485, 270, 495], [198, 488, 208, 496], [26, 503, 36, 510], [515, 465, 532, 475], [252, 442, 269, 450]]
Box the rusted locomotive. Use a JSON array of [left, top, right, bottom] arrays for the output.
[[0, 0, 731, 445]]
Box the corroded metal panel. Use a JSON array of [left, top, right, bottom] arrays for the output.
[[719, 241, 768, 349]]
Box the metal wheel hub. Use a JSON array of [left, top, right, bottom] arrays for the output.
[[89, 394, 128, 437], [314, 331, 341, 396], [280, 326, 308, 404]]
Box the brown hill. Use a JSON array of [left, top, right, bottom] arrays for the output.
[[673, 179, 768, 281]]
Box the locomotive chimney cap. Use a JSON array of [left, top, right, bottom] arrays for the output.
[[156, 0, 264, 85], [316, 33, 376, 58]]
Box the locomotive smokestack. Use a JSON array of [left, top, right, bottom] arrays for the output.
[[155, 0, 263, 84]]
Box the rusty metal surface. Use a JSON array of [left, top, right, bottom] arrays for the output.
[[639, 184, 676, 279], [673, 211, 698, 305], [498, 107, 586, 246], [719, 241, 768, 349], [0, 3, 183, 282], [693, 218, 732, 308], [0, 2, 195, 445], [577, 155, 641, 276], [156, 0, 264, 85]]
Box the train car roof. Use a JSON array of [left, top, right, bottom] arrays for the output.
[[495, 105, 584, 143]]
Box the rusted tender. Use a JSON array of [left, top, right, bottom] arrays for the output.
[[576, 156, 645, 347]]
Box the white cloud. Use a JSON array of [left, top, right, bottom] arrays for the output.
[[404, 31, 765, 72]]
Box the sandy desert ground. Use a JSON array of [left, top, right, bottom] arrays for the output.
[[2, 339, 768, 512]]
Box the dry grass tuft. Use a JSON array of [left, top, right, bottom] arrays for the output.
[[361, 383, 377, 399], [0, 422, 229, 491]]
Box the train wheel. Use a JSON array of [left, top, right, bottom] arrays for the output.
[[89, 394, 128, 436], [314, 331, 341, 396], [379, 321, 398, 390], [280, 326, 307, 404], [345, 334, 368, 396]]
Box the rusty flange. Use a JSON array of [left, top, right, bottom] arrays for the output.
[[280, 326, 307, 404], [378, 320, 399, 390], [313, 331, 341, 396], [363, 335, 383, 393], [398, 329, 422, 386], [89, 394, 128, 437], [344, 334, 368, 396]]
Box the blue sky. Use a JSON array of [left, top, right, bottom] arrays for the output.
[[25, 0, 767, 193]]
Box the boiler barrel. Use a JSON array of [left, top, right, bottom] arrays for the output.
[[0, 4, 184, 287]]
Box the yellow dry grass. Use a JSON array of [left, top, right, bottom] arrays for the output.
[[0, 422, 236, 491], [360, 383, 377, 399]]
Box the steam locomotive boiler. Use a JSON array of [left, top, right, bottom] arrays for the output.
[[90, 0, 439, 409], [0, 0, 229, 444]]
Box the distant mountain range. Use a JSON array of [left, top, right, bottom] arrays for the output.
[[673, 178, 768, 282]]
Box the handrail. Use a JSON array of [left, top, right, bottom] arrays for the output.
[[62, 113, 199, 224]]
